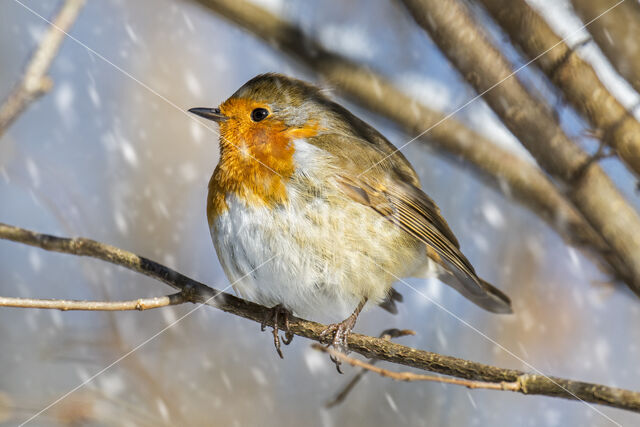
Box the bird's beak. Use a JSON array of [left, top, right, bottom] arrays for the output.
[[188, 107, 228, 122]]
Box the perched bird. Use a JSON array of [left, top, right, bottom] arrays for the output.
[[189, 73, 512, 361]]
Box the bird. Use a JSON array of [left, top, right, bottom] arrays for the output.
[[189, 73, 512, 363]]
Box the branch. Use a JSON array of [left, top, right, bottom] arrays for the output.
[[313, 344, 520, 391], [400, 0, 640, 297], [326, 328, 415, 408], [190, 0, 633, 301], [1, 222, 640, 413], [479, 0, 640, 179], [571, 0, 640, 96], [0, 0, 84, 139], [0, 293, 185, 311]]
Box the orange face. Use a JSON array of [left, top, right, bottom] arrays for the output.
[[218, 97, 296, 176], [204, 96, 320, 222]]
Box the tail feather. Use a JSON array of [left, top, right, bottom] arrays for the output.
[[478, 278, 512, 313], [438, 269, 513, 314]]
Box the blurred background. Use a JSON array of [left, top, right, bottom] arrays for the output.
[[1, 0, 640, 425]]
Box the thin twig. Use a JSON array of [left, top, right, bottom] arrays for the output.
[[0, 293, 185, 311], [313, 344, 521, 391], [1, 222, 640, 413], [326, 328, 415, 408], [0, 0, 84, 138]]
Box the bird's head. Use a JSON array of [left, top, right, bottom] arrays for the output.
[[189, 73, 335, 163]]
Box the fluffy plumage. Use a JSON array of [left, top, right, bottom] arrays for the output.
[[204, 73, 512, 320]]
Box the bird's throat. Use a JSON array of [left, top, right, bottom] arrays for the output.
[[206, 140, 294, 225]]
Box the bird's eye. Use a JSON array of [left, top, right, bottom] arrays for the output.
[[250, 108, 269, 122]]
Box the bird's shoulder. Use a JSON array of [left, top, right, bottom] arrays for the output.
[[308, 103, 419, 182], [303, 105, 461, 250]]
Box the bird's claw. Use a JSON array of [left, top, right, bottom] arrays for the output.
[[320, 315, 358, 373], [261, 304, 294, 359]]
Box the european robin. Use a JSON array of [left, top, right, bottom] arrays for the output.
[[189, 73, 512, 361]]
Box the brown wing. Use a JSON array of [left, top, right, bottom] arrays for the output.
[[305, 115, 512, 313], [336, 174, 512, 314]]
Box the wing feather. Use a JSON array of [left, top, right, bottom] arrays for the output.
[[336, 175, 512, 313], [306, 127, 512, 313]]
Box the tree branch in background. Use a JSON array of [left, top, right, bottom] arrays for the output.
[[571, 0, 640, 96], [190, 0, 634, 298], [0, 0, 84, 139], [400, 0, 640, 297], [2, 222, 640, 413], [479, 0, 640, 179], [0, 293, 185, 311]]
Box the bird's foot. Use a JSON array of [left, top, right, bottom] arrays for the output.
[[261, 304, 294, 359], [320, 313, 360, 373], [320, 299, 367, 373]]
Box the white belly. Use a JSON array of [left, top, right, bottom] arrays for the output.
[[211, 189, 423, 320]]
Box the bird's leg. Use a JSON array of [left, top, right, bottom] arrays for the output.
[[320, 298, 367, 373], [260, 304, 294, 359]]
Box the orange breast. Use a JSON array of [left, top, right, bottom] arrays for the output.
[[206, 98, 319, 226]]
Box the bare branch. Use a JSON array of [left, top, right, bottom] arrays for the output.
[[326, 328, 415, 408], [571, 0, 640, 96], [0, 293, 185, 311], [190, 0, 633, 300], [0, 0, 84, 138], [0, 222, 213, 297], [1, 222, 640, 413], [313, 344, 520, 391], [479, 0, 640, 179], [400, 0, 640, 296]]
